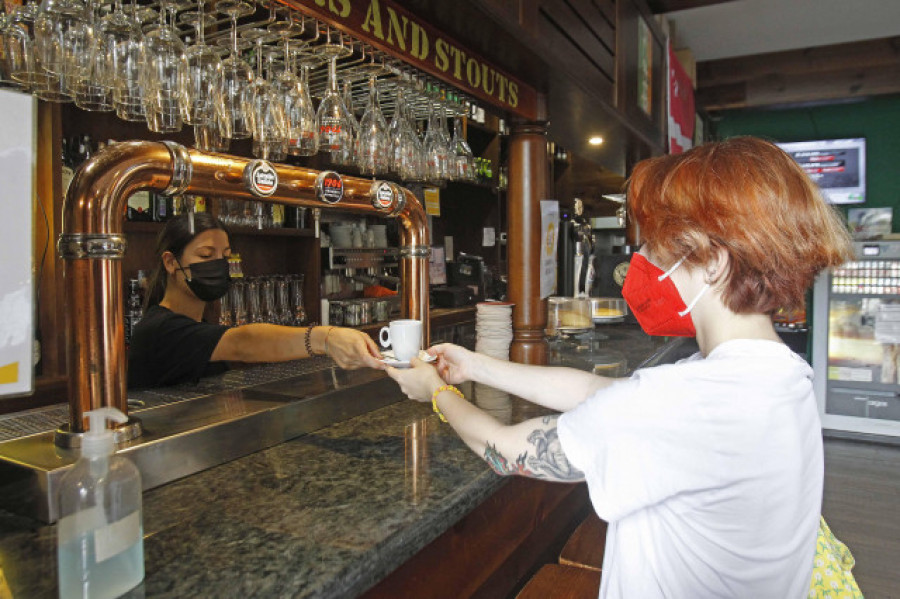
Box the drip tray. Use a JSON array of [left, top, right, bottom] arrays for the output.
[[0, 368, 399, 523]]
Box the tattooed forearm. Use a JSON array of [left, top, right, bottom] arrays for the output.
[[483, 415, 585, 481]]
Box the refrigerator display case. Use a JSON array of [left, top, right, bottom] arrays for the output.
[[812, 241, 900, 440]]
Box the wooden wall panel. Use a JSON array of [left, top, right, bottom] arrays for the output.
[[537, 0, 616, 86]]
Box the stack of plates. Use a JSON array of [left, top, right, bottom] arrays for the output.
[[475, 302, 514, 360]]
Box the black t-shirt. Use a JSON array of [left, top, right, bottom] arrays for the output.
[[128, 305, 229, 388]]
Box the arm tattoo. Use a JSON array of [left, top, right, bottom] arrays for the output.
[[483, 416, 585, 481]]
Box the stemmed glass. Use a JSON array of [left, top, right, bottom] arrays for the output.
[[357, 74, 387, 175], [314, 26, 353, 159], [270, 15, 317, 157], [424, 99, 451, 182], [68, 0, 112, 111], [98, 0, 144, 121], [179, 1, 221, 126], [242, 28, 287, 160], [140, 0, 185, 133], [214, 0, 254, 140], [451, 115, 476, 181], [388, 85, 423, 181]]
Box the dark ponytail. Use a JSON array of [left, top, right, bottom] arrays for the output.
[[143, 213, 230, 310]]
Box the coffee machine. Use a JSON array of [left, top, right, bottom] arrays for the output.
[[433, 253, 487, 307], [588, 196, 638, 322]]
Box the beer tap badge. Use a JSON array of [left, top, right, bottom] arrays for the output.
[[316, 171, 344, 204], [373, 181, 395, 210], [244, 160, 278, 197]]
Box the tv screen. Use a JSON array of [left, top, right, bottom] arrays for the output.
[[775, 137, 866, 204]]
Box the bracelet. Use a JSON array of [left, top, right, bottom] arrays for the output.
[[431, 385, 465, 423], [323, 326, 335, 356], [304, 326, 315, 356]]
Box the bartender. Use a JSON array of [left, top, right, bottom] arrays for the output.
[[128, 212, 384, 388]]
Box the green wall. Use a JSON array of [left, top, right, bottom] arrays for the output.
[[713, 94, 900, 230]]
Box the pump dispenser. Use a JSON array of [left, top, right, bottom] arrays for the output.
[[57, 407, 144, 599]]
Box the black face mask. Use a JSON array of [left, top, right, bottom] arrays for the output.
[[176, 257, 231, 302]]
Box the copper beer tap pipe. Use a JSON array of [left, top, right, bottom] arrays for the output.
[[59, 141, 429, 438]]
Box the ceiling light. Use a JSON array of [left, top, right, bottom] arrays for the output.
[[588, 136, 604, 146]]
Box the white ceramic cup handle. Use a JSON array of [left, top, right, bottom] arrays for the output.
[[379, 326, 391, 348]]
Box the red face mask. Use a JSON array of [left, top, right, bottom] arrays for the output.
[[622, 253, 707, 337]]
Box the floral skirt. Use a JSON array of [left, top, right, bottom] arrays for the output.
[[808, 517, 863, 598]]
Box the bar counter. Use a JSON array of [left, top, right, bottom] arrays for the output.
[[0, 325, 677, 598]]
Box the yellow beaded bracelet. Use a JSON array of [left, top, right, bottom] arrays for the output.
[[432, 384, 465, 423]]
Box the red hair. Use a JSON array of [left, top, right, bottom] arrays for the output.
[[628, 137, 853, 313]]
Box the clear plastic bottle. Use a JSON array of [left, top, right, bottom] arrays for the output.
[[57, 407, 144, 599]]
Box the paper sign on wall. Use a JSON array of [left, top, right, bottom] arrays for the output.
[[0, 89, 35, 397], [540, 201, 560, 299], [424, 187, 440, 216]]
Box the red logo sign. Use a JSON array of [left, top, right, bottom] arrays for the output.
[[316, 171, 344, 204]]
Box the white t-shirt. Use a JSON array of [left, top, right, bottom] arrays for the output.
[[558, 339, 822, 599]]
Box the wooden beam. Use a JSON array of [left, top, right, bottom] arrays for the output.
[[698, 63, 900, 112], [697, 36, 900, 86], [697, 36, 900, 111], [646, 0, 738, 14]]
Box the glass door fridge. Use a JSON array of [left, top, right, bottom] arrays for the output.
[[812, 241, 900, 440]]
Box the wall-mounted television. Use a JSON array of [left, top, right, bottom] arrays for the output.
[[775, 137, 866, 204]]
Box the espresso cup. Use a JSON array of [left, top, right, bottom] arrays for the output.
[[379, 319, 423, 362]]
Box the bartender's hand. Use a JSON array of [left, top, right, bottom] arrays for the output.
[[386, 358, 445, 402], [428, 343, 477, 384], [323, 327, 384, 370]]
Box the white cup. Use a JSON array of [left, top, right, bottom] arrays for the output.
[[379, 319, 423, 362]]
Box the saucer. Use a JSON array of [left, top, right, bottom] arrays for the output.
[[380, 350, 437, 368]]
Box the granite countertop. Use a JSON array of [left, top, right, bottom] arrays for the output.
[[0, 325, 672, 598]]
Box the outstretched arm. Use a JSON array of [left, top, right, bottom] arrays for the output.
[[387, 360, 584, 482], [211, 325, 383, 370], [430, 343, 617, 412]]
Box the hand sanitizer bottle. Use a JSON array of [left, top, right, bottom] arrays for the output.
[[57, 408, 144, 599]]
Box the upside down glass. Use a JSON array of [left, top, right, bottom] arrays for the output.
[[140, 1, 184, 133], [179, 3, 221, 126]]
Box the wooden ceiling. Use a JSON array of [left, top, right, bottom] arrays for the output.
[[648, 1, 900, 112]]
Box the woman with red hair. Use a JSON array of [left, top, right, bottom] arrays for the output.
[[387, 137, 853, 597]]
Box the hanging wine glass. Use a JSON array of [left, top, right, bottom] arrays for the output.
[[424, 99, 451, 183], [97, 0, 144, 121], [389, 85, 422, 181], [269, 13, 316, 157], [241, 28, 287, 160], [357, 74, 388, 175], [315, 57, 352, 158], [338, 77, 359, 165], [140, 0, 185, 133], [69, 0, 112, 111], [33, 0, 85, 76], [179, 1, 221, 126], [451, 114, 476, 181], [214, 0, 254, 140]]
